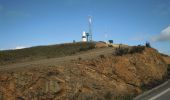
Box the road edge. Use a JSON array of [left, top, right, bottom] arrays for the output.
[[134, 79, 170, 100]]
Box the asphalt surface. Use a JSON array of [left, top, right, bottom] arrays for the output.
[[154, 89, 170, 100], [135, 80, 170, 100]]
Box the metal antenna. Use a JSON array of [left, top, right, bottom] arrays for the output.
[[88, 16, 92, 42]]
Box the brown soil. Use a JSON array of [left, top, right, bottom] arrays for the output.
[[163, 56, 170, 64], [0, 47, 167, 100]]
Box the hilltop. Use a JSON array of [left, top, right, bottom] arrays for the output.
[[0, 42, 95, 65], [0, 42, 169, 100]]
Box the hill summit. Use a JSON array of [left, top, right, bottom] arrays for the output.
[[0, 42, 168, 100]]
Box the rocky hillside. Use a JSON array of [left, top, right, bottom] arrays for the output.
[[0, 46, 167, 100]]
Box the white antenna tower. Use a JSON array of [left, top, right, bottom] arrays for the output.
[[88, 16, 92, 42]]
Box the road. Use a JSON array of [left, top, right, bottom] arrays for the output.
[[0, 47, 115, 72], [134, 80, 170, 100]]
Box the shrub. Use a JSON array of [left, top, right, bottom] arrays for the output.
[[78, 57, 82, 61], [114, 46, 145, 56], [99, 54, 105, 59], [108, 45, 113, 47], [129, 46, 145, 54], [167, 64, 170, 79], [114, 47, 129, 56], [79, 42, 95, 51], [141, 79, 165, 91], [145, 42, 151, 48], [160, 53, 169, 57], [47, 71, 58, 76], [115, 94, 134, 100], [104, 91, 112, 100], [16, 96, 25, 100]]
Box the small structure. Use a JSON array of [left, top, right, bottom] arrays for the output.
[[82, 31, 87, 42], [108, 40, 113, 44]]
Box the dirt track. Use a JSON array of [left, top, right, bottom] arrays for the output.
[[0, 47, 115, 72]]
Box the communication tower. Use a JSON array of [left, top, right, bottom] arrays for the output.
[[88, 16, 92, 42]]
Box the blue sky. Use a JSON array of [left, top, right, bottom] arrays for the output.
[[0, 0, 170, 54]]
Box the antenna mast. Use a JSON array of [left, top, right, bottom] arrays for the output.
[[88, 16, 92, 42]]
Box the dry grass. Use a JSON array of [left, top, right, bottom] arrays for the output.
[[0, 42, 95, 65]]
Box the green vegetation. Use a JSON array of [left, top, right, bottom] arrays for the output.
[[167, 64, 170, 79], [108, 45, 113, 47], [115, 94, 134, 100], [0, 42, 95, 65], [104, 91, 113, 100], [160, 53, 169, 57], [79, 42, 95, 51], [145, 42, 151, 48], [114, 46, 145, 56], [140, 64, 170, 93], [99, 54, 105, 59], [141, 79, 166, 92]]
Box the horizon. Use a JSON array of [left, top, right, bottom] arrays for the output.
[[0, 0, 170, 55]]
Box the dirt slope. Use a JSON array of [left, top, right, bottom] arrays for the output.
[[163, 56, 170, 64], [0, 47, 167, 100]]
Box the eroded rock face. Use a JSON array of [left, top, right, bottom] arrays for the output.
[[0, 48, 167, 100], [0, 68, 66, 100]]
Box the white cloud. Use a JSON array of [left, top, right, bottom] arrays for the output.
[[15, 46, 26, 50], [151, 26, 170, 42], [0, 46, 26, 51]]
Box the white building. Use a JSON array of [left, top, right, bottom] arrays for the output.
[[82, 31, 87, 42]]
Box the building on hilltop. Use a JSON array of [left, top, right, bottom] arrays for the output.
[[82, 31, 87, 42]]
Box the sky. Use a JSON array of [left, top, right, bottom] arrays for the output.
[[0, 0, 170, 55]]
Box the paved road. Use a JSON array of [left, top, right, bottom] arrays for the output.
[[0, 47, 115, 72], [153, 88, 170, 100], [135, 80, 170, 100]]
